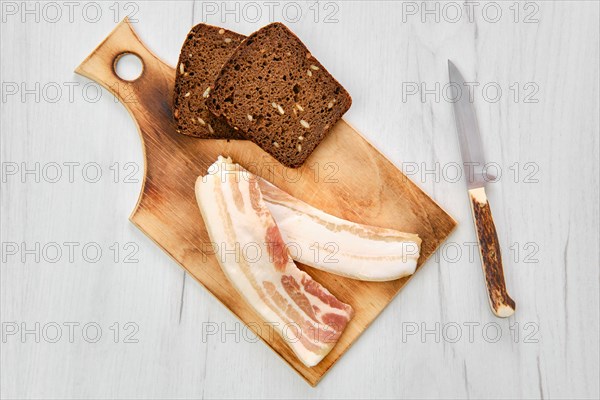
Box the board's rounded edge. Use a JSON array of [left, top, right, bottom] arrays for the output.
[[74, 18, 177, 222]]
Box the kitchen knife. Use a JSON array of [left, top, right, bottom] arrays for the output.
[[448, 60, 516, 318]]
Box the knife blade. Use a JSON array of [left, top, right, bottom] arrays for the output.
[[448, 60, 516, 318]]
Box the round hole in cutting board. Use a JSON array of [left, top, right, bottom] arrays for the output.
[[114, 53, 143, 81]]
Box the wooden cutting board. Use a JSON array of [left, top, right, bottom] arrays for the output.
[[76, 18, 456, 386]]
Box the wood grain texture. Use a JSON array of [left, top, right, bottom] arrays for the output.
[[74, 18, 456, 386], [468, 187, 515, 317], [2, 2, 599, 398]]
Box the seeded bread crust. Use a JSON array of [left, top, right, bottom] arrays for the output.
[[173, 24, 246, 139], [207, 22, 352, 167]]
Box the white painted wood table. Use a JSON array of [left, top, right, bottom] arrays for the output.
[[1, 1, 598, 398]]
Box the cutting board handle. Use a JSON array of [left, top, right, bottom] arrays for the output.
[[75, 18, 187, 220], [75, 17, 176, 122]]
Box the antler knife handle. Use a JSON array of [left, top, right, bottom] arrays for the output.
[[468, 187, 516, 317]]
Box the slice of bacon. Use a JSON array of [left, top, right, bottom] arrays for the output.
[[195, 156, 354, 367], [257, 179, 422, 281]]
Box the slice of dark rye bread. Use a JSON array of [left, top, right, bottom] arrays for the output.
[[207, 22, 352, 168], [173, 24, 246, 139]]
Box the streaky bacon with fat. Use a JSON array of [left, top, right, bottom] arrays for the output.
[[195, 156, 354, 367], [257, 179, 422, 282]]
